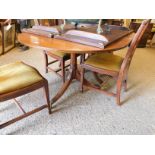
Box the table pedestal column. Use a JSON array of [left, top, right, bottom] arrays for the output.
[[50, 53, 78, 106]]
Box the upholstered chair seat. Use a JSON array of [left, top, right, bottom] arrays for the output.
[[84, 53, 123, 72], [152, 27, 155, 33], [0, 61, 43, 95], [49, 50, 70, 59]]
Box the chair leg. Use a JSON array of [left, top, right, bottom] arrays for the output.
[[123, 79, 127, 92], [116, 78, 123, 105], [44, 51, 48, 73], [61, 59, 65, 83], [123, 71, 128, 92], [80, 54, 85, 64], [43, 82, 52, 114], [80, 67, 85, 92]]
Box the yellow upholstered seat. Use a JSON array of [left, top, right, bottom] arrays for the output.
[[50, 50, 69, 58], [0, 61, 43, 95], [84, 53, 124, 72], [151, 27, 155, 33]]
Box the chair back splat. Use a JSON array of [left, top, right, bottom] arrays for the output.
[[120, 19, 151, 79]]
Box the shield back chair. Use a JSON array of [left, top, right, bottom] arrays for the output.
[[0, 61, 51, 129], [44, 19, 100, 83], [80, 19, 151, 105]]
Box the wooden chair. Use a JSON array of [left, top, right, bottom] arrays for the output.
[[44, 50, 70, 83], [0, 61, 51, 129], [112, 19, 124, 26], [33, 19, 69, 83], [35, 19, 70, 83], [44, 19, 100, 83], [80, 19, 151, 105]]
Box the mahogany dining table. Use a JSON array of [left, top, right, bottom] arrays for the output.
[[18, 30, 134, 107]]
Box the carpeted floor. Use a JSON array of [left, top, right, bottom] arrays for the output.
[[0, 46, 155, 135]]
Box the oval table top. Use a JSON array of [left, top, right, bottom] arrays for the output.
[[18, 32, 134, 54]]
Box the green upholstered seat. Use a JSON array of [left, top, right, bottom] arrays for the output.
[[84, 53, 124, 72], [0, 62, 43, 95]]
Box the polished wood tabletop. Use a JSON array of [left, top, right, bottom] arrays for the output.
[[18, 32, 134, 53]]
